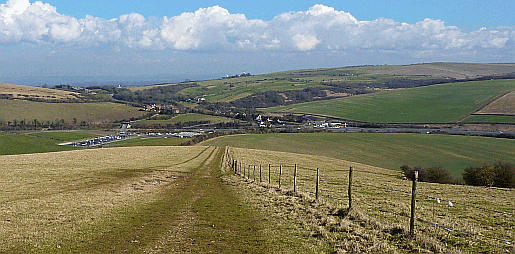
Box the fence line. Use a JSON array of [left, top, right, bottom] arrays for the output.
[[224, 149, 514, 253]]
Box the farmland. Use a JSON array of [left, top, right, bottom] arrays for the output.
[[263, 80, 515, 123], [134, 113, 237, 125], [0, 100, 146, 124], [201, 132, 515, 176]]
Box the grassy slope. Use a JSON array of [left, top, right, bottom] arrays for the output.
[[0, 100, 145, 123], [134, 113, 236, 125], [461, 115, 515, 124], [0, 146, 317, 253], [0, 83, 80, 100], [201, 133, 515, 176], [227, 147, 514, 253], [27, 131, 99, 141], [0, 132, 79, 155], [264, 80, 515, 123]]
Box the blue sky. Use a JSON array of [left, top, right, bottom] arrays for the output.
[[1, 0, 515, 85]]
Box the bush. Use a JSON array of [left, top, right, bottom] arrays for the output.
[[401, 165, 456, 184], [463, 162, 515, 188]]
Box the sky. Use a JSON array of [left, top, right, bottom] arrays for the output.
[[1, 0, 515, 85]]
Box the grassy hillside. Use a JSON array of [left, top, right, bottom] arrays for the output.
[[133, 63, 515, 103], [0, 132, 78, 155], [263, 80, 515, 123], [0, 100, 146, 124], [476, 90, 515, 115], [0, 83, 80, 101], [134, 113, 236, 125], [201, 132, 515, 176], [0, 146, 319, 253], [226, 147, 514, 253], [461, 115, 515, 124]]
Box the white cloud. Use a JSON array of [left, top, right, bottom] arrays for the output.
[[292, 33, 319, 51], [0, 0, 513, 60]]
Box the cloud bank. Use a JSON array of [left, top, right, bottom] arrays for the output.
[[1, 0, 514, 56]]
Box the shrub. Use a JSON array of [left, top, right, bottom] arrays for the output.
[[493, 162, 515, 188], [462, 162, 515, 188], [400, 165, 455, 184]]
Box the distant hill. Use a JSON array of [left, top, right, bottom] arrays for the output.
[[0, 83, 82, 101], [0, 100, 146, 126], [133, 63, 515, 106], [263, 79, 515, 123]]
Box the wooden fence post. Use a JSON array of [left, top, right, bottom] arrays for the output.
[[294, 164, 297, 193], [253, 165, 256, 182], [279, 165, 282, 189], [248, 165, 251, 179], [259, 165, 262, 183], [268, 164, 271, 185], [348, 166, 353, 211], [316, 168, 320, 201], [410, 171, 418, 237]]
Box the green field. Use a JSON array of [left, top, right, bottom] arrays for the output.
[[461, 114, 515, 124], [135, 113, 236, 125], [201, 132, 515, 176], [263, 80, 515, 123], [0, 100, 146, 124], [27, 131, 99, 141], [106, 136, 190, 147], [0, 133, 78, 155]]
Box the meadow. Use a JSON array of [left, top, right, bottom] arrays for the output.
[[201, 132, 515, 176], [263, 80, 515, 123], [0, 100, 145, 124], [224, 147, 514, 253], [0, 146, 321, 253], [0, 132, 78, 155]]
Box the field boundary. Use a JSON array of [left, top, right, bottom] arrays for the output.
[[222, 147, 514, 253]]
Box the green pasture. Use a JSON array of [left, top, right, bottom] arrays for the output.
[[106, 136, 189, 147], [264, 80, 515, 123], [201, 132, 515, 176], [0, 100, 146, 124], [135, 113, 236, 125], [0, 133, 77, 155], [27, 131, 99, 141], [461, 114, 515, 124]]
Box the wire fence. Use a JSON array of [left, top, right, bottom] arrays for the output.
[[222, 147, 514, 253]]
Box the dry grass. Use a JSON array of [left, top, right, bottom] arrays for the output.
[[0, 83, 80, 101], [0, 146, 212, 252], [224, 147, 515, 253], [477, 90, 515, 115]]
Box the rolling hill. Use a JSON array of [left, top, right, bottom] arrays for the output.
[[0, 99, 146, 125], [262, 79, 515, 123], [133, 63, 515, 103]]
